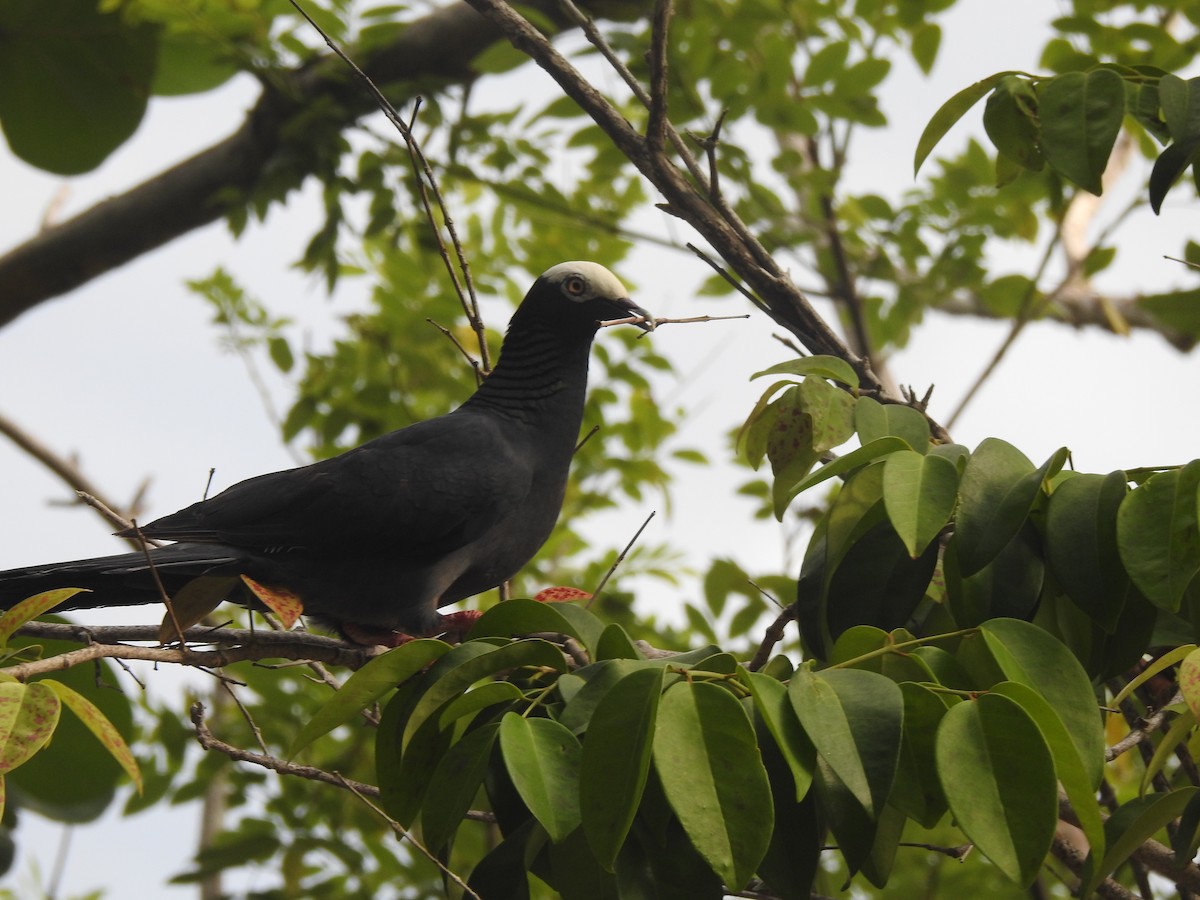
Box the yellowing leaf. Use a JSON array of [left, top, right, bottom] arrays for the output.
[[45, 680, 141, 793], [0, 588, 87, 645], [0, 682, 60, 775], [241, 575, 304, 628]]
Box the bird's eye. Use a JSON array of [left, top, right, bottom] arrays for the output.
[[563, 275, 587, 297]]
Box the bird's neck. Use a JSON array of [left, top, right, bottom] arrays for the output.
[[461, 316, 596, 430]]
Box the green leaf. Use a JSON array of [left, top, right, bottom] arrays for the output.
[[890, 683, 949, 828], [936, 693, 1056, 886], [1036, 68, 1126, 194], [797, 376, 856, 454], [653, 682, 773, 889], [1181, 648, 1200, 721], [1150, 135, 1200, 214], [421, 723, 499, 853], [291, 639, 450, 757], [1083, 789, 1200, 896], [786, 436, 910, 501], [7, 626, 133, 824], [0, 682, 60, 775], [580, 666, 664, 869], [44, 681, 140, 793], [915, 71, 1021, 175], [437, 681, 525, 730], [742, 671, 816, 801], [500, 714, 582, 843], [0, 588, 85, 645], [854, 397, 931, 451], [882, 450, 958, 557], [468, 597, 585, 643], [788, 666, 902, 818], [595, 623, 643, 661], [1158, 74, 1200, 144], [1045, 471, 1130, 631], [910, 23, 941, 75], [979, 619, 1104, 787], [983, 76, 1044, 170], [1117, 461, 1200, 612], [404, 640, 568, 746], [990, 681, 1105, 869], [1111, 643, 1196, 709], [946, 524, 1044, 625], [751, 355, 860, 388], [0, 0, 156, 174], [955, 439, 1065, 577]]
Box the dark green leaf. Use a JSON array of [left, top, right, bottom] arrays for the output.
[[788, 666, 902, 818], [580, 666, 664, 869], [1045, 471, 1129, 631], [421, 723, 499, 853], [983, 76, 1044, 170], [501, 714, 582, 842], [882, 450, 958, 557], [915, 71, 1021, 175], [0, 0, 156, 173], [291, 639, 450, 757], [1036, 69, 1126, 194], [936, 693, 1056, 886], [653, 682, 773, 889], [979, 619, 1104, 787], [1117, 461, 1200, 612]]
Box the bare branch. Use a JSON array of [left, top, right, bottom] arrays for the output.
[[0, 409, 140, 537], [747, 604, 795, 672], [7, 624, 378, 679], [587, 510, 656, 607]]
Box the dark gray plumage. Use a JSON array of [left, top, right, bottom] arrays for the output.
[[0, 262, 650, 644]]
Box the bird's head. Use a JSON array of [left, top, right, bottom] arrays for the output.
[[525, 261, 653, 334]]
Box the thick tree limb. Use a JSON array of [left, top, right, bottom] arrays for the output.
[[0, 0, 641, 329], [937, 288, 1195, 351]]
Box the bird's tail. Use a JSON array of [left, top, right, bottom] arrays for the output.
[[0, 544, 243, 611]]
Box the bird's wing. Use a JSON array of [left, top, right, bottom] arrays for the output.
[[138, 412, 533, 557]]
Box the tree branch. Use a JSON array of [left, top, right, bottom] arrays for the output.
[[10, 621, 378, 676], [460, 0, 888, 397], [0, 0, 644, 329]]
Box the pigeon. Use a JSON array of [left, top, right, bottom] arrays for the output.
[[0, 261, 651, 645]]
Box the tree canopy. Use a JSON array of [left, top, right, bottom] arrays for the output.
[[2, 0, 1200, 897]]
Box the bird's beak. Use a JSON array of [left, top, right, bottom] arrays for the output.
[[612, 298, 655, 332]]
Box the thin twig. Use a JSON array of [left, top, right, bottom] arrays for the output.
[[426, 317, 483, 375], [130, 520, 188, 649], [685, 243, 771, 313], [947, 229, 1061, 428], [1105, 692, 1181, 762], [287, 1, 490, 372], [192, 700, 378, 793], [574, 424, 600, 454], [587, 511, 656, 608], [0, 409, 142, 538], [552, 0, 710, 187], [336, 774, 483, 900], [220, 681, 270, 755]]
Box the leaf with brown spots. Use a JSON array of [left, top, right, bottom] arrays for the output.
[[0, 588, 88, 646], [533, 586, 593, 603], [241, 575, 305, 628], [45, 680, 141, 793], [0, 682, 60, 775]]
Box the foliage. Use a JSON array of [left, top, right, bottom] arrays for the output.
[[5, 0, 1200, 898]]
